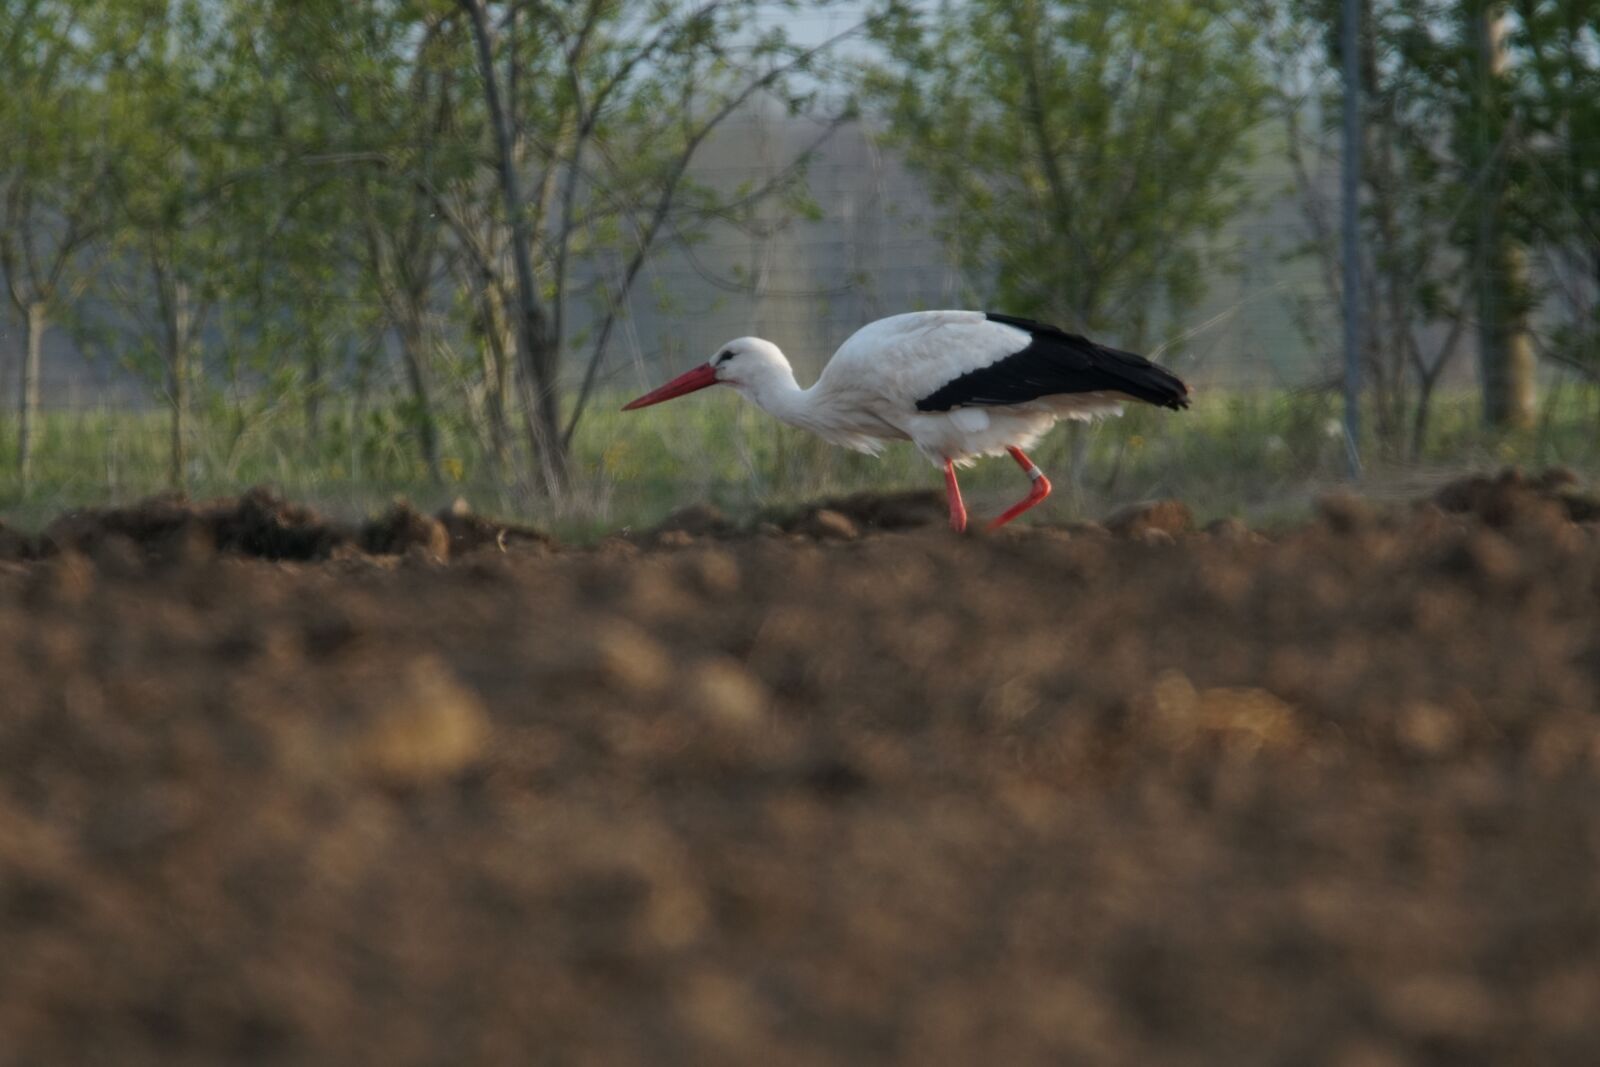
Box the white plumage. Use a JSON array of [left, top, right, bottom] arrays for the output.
[[624, 309, 1189, 532], [815, 311, 1137, 462]]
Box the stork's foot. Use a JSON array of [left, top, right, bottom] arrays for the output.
[[943, 458, 968, 533], [988, 447, 1052, 529]]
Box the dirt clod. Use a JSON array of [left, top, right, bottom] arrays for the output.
[[796, 508, 859, 541], [1433, 466, 1589, 531], [1394, 701, 1464, 759], [24, 550, 94, 607], [1202, 516, 1266, 546], [361, 501, 451, 560], [0, 519, 34, 561], [586, 618, 674, 696], [215, 487, 351, 559], [781, 490, 945, 532], [654, 503, 735, 539], [437, 499, 553, 555], [1141, 671, 1302, 755], [1104, 498, 1193, 537], [346, 655, 490, 787], [1317, 490, 1378, 532], [686, 657, 769, 729]]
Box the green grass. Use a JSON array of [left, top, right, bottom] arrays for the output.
[[3, 385, 1599, 539]]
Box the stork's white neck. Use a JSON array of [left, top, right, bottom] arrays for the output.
[[727, 352, 815, 428], [715, 338, 885, 454]]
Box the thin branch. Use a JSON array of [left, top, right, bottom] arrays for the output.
[[549, 0, 608, 357], [558, 22, 868, 444]]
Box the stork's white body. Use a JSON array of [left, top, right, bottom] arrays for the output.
[[623, 309, 1189, 531], [790, 310, 1130, 466]]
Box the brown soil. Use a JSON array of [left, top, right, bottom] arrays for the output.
[[3, 471, 1600, 1065]]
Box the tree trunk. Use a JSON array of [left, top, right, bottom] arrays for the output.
[[1475, 4, 1535, 429], [473, 277, 512, 473], [305, 342, 323, 450], [1476, 238, 1536, 428], [0, 319, 11, 418], [462, 0, 567, 493], [397, 312, 444, 484], [168, 281, 192, 490], [526, 337, 566, 492], [18, 301, 45, 493], [1411, 369, 1441, 461]]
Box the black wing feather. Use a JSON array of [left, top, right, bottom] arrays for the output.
[[914, 312, 1190, 413]]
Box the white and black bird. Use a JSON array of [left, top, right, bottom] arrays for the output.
[[623, 310, 1189, 532]]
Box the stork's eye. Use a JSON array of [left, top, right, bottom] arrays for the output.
[[714, 349, 734, 365]]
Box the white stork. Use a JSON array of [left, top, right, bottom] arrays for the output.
[[623, 310, 1189, 532]]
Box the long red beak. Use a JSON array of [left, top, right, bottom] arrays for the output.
[[622, 363, 719, 411]]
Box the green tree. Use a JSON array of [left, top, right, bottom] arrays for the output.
[[1455, 2, 1535, 429], [454, 0, 861, 493], [1274, 0, 1480, 456], [0, 1, 123, 490], [1274, 0, 1559, 448], [98, 0, 253, 489], [1514, 0, 1600, 386], [251, 0, 471, 486], [70, 0, 375, 488], [259, 0, 858, 494], [866, 0, 1265, 343]]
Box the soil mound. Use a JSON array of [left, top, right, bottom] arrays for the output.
[[777, 489, 947, 532], [435, 499, 553, 556], [27, 488, 556, 564], [1434, 465, 1600, 526], [4, 473, 1600, 1064]]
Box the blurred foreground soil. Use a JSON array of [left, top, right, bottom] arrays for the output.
[[3, 470, 1600, 1065]]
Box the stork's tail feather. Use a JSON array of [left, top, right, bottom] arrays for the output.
[[1090, 343, 1190, 411], [913, 312, 1193, 414], [977, 312, 1189, 412]]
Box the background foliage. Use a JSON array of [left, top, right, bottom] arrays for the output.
[[3, 0, 1600, 531]]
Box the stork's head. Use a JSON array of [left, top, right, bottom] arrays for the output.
[[622, 337, 792, 410]]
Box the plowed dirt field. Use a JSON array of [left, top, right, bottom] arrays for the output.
[[3, 470, 1600, 1065]]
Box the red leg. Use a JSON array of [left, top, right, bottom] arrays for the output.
[[943, 458, 968, 533], [988, 446, 1052, 529]]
